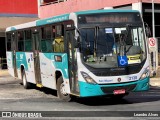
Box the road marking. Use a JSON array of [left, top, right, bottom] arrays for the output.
[[0, 98, 26, 100]]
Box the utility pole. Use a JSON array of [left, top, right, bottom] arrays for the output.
[[151, 0, 158, 76], [152, 0, 155, 38]]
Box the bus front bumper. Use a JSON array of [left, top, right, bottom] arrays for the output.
[[79, 77, 149, 97]]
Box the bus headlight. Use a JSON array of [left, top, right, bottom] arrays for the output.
[[81, 71, 97, 84], [140, 67, 150, 80]]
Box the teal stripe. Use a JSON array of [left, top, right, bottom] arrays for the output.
[[75, 9, 139, 15], [16, 52, 28, 70], [42, 53, 69, 79], [79, 77, 149, 97], [10, 27, 16, 31], [36, 14, 70, 26]]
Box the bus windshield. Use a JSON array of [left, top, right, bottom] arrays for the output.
[[79, 26, 146, 68]]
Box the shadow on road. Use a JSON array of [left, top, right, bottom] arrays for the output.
[[74, 96, 131, 106], [18, 82, 160, 106], [72, 86, 160, 106], [19, 82, 58, 97]]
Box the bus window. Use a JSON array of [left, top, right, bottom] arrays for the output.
[[53, 25, 64, 53], [41, 26, 53, 52], [52, 26, 56, 39], [6, 33, 11, 51], [98, 28, 114, 56], [18, 31, 24, 51], [24, 30, 32, 51], [55, 25, 63, 37]]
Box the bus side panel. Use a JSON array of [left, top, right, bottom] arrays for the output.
[[6, 52, 15, 77], [39, 53, 56, 89], [39, 53, 71, 93], [16, 52, 36, 84]]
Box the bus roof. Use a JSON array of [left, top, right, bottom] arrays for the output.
[[6, 9, 139, 32], [75, 9, 139, 15]]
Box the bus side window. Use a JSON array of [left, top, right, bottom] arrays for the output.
[[18, 31, 24, 51], [24, 30, 32, 51], [52, 26, 55, 52], [53, 25, 64, 53], [41, 26, 52, 52]]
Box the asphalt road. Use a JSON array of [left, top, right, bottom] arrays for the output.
[[0, 74, 160, 119]]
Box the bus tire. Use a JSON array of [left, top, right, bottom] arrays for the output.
[[22, 70, 30, 89], [57, 76, 71, 102]]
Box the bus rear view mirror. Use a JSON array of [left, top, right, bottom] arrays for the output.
[[144, 22, 151, 37]]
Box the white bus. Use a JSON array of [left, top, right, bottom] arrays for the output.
[[6, 9, 150, 101]]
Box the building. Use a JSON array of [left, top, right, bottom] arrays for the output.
[[0, 0, 38, 60], [38, 0, 160, 68], [38, 0, 160, 39]]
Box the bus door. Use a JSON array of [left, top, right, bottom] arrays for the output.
[[11, 32, 18, 77], [32, 30, 42, 87], [66, 30, 79, 94]]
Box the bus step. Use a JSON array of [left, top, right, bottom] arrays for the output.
[[36, 84, 43, 88], [70, 92, 80, 97]]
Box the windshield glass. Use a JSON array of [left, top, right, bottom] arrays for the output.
[[79, 26, 146, 68]]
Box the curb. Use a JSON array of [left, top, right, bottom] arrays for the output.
[[0, 69, 9, 76]]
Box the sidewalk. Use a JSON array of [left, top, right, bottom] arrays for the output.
[[150, 77, 160, 87], [150, 66, 160, 87], [0, 69, 160, 86], [0, 69, 9, 76]]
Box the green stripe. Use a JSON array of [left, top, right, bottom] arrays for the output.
[[75, 9, 139, 15], [16, 52, 28, 70], [36, 14, 70, 26]]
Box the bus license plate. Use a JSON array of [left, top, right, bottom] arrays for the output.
[[114, 89, 125, 95]]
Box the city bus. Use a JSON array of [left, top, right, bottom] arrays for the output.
[[6, 9, 150, 101]]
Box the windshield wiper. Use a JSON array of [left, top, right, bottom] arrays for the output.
[[124, 24, 131, 42], [119, 24, 131, 56], [94, 26, 99, 57]]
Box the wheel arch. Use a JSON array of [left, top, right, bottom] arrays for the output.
[[20, 65, 25, 79], [55, 70, 63, 88]]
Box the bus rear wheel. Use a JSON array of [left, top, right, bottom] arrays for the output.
[[22, 70, 31, 89], [57, 76, 71, 102]]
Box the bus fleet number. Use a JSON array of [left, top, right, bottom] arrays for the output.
[[129, 76, 137, 81]]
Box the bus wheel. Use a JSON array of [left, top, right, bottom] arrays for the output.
[[57, 76, 71, 102], [22, 70, 30, 89]]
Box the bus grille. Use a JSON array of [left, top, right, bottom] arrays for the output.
[[101, 84, 136, 94], [93, 71, 126, 76], [92, 66, 142, 76]]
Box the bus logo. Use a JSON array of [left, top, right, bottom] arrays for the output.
[[117, 78, 121, 82]]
